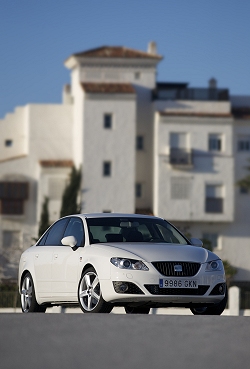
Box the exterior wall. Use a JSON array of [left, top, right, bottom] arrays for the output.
[[79, 63, 156, 89], [0, 106, 29, 161], [82, 93, 136, 213], [0, 156, 38, 279], [28, 104, 73, 160], [134, 85, 154, 211], [154, 100, 231, 114], [0, 104, 74, 280], [74, 59, 158, 213], [71, 68, 84, 167], [215, 119, 250, 281], [153, 112, 234, 222], [39, 166, 72, 223]]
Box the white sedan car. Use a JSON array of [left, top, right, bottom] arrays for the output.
[[19, 213, 227, 315]]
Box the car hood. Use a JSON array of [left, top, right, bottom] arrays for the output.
[[94, 242, 210, 263]]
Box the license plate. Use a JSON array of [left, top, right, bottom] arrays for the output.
[[159, 278, 198, 289]]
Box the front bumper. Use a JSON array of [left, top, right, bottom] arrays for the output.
[[100, 262, 226, 307]]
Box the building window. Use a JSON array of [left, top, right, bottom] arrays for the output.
[[238, 135, 250, 151], [205, 184, 223, 213], [104, 114, 112, 129], [136, 136, 144, 150], [136, 183, 142, 198], [103, 161, 111, 176], [209, 134, 222, 151], [0, 182, 29, 215], [5, 139, 13, 147], [202, 233, 220, 251]]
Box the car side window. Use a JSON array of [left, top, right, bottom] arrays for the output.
[[63, 217, 85, 247], [44, 218, 69, 246]]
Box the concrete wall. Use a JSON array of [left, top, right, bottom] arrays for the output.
[[154, 113, 234, 222], [0, 106, 29, 162], [82, 93, 136, 213], [28, 104, 73, 160]]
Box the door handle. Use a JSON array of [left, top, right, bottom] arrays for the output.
[[35, 254, 39, 258], [54, 254, 58, 259]]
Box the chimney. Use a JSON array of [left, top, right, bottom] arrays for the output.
[[148, 41, 157, 55], [209, 78, 217, 89]]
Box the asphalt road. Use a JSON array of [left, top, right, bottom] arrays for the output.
[[1, 314, 249, 369]]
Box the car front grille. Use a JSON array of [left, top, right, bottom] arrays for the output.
[[152, 261, 201, 277], [144, 284, 209, 296]]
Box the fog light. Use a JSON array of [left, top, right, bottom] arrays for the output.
[[219, 284, 224, 294], [118, 282, 129, 293]]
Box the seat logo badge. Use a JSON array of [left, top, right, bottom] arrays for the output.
[[174, 265, 182, 272]]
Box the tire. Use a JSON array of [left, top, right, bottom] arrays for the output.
[[125, 306, 150, 314], [190, 287, 228, 316], [78, 267, 113, 313], [21, 272, 46, 313]]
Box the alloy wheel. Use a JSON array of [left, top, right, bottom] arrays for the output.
[[21, 275, 33, 312], [79, 272, 101, 312]]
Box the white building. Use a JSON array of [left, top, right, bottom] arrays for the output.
[[0, 43, 250, 287]]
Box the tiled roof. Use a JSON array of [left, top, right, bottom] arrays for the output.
[[81, 83, 135, 94], [159, 112, 232, 118], [40, 160, 74, 168], [73, 46, 162, 60]]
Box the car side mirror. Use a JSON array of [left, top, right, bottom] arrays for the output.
[[190, 238, 203, 247], [61, 235, 77, 248]]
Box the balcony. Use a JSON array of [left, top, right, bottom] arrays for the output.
[[169, 148, 193, 168], [153, 83, 229, 101]]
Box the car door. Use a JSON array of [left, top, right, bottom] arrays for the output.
[[34, 218, 69, 298], [51, 217, 85, 300], [33, 231, 53, 299]]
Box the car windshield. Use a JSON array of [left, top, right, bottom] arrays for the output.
[[86, 217, 189, 245]]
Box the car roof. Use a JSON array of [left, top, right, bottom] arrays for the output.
[[72, 213, 162, 220]]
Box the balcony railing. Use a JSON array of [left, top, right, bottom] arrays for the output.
[[153, 85, 229, 101], [205, 198, 223, 213], [170, 148, 193, 166]]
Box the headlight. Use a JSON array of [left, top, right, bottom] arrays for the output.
[[206, 259, 223, 272], [110, 257, 149, 271]]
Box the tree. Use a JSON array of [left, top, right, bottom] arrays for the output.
[[38, 197, 50, 237], [60, 166, 81, 217]]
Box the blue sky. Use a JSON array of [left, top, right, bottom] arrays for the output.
[[0, 0, 249, 118]]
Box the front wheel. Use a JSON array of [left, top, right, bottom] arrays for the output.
[[78, 267, 113, 313], [21, 272, 46, 313], [190, 287, 228, 315], [125, 306, 150, 314]]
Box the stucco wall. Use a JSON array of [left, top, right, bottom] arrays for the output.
[[82, 94, 136, 213], [154, 114, 234, 222]]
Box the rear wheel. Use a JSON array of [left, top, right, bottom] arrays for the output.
[[21, 272, 46, 313], [78, 267, 113, 313], [190, 287, 228, 315], [125, 306, 150, 314]]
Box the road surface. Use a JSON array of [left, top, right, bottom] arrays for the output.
[[1, 314, 249, 369]]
